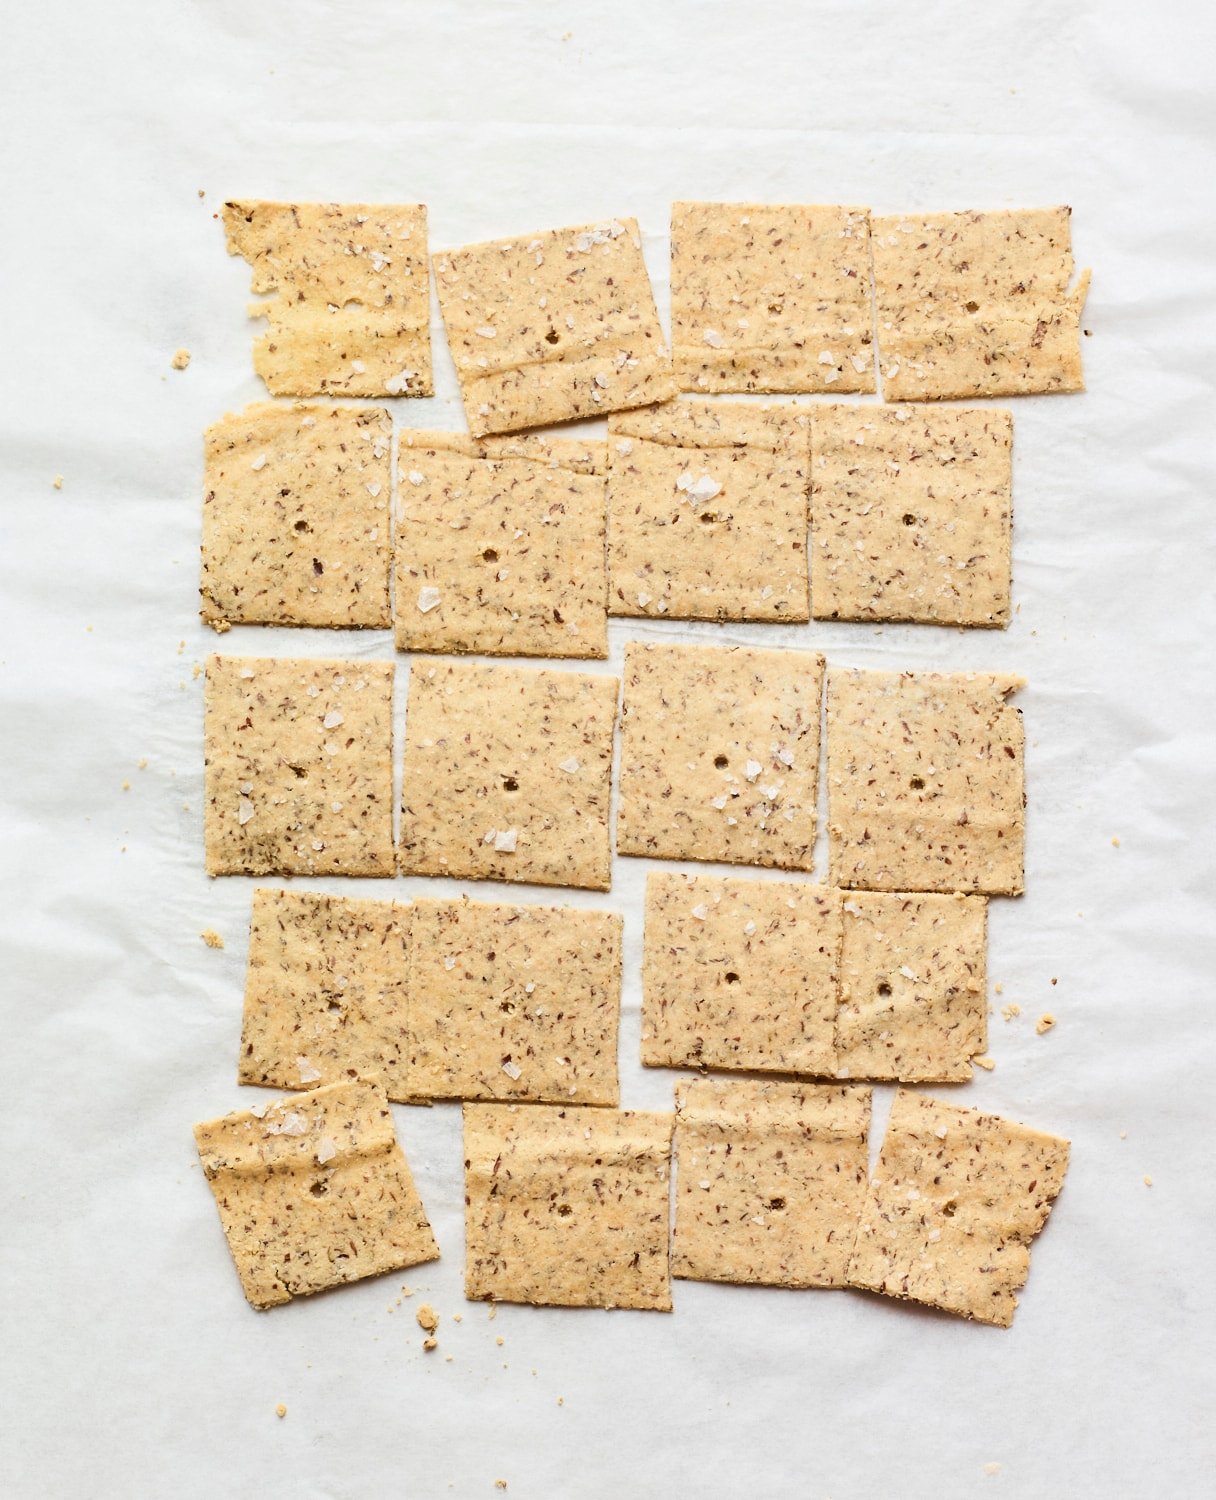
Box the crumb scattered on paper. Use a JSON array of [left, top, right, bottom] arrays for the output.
[[1111, 836, 1120, 847], [1001, 1003, 1021, 1022], [974, 1055, 996, 1071], [416, 1303, 439, 1334], [1143, 1175, 1153, 1187], [171, 348, 191, 370], [200, 929, 224, 949], [423, 1337, 438, 1351], [52, 475, 63, 490], [1036, 1013, 1056, 1035], [275, 1404, 286, 1419]]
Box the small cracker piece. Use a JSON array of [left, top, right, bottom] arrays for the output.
[[202, 403, 392, 629], [642, 874, 841, 1075], [607, 401, 810, 622], [194, 1078, 438, 1310], [408, 898, 621, 1105], [835, 892, 987, 1083], [399, 661, 618, 891], [871, 207, 1090, 400], [670, 202, 875, 395], [847, 1090, 1069, 1326], [463, 1103, 673, 1310], [810, 405, 1013, 627], [204, 656, 394, 877], [673, 1078, 870, 1288], [827, 668, 1025, 895], [240, 889, 413, 1102], [222, 201, 432, 398], [617, 642, 824, 870], [433, 218, 675, 436]]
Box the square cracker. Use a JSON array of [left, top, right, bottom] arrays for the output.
[[673, 1078, 870, 1288], [670, 202, 875, 395], [463, 1103, 673, 1310], [827, 668, 1025, 895], [222, 201, 432, 398], [395, 435, 608, 658], [433, 218, 675, 436], [835, 892, 987, 1083], [810, 405, 1013, 627], [617, 642, 824, 870], [847, 1090, 1069, 1326], [240, 889, 413, 1103], [399, 660, 618, 891], [194, 1078, 438, 1309], [408, 898, 621, 1105], [607, 401, 810, 622], [202, 403, 392, 630], [871, 207, 1091, 401], [204, 655, 394, 877], [642, 873, 841, 1075]]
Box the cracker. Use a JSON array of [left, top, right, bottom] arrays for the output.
[[871, 207, 1091, 401], [810, 404, 1013, 627], [827, 668, 1025, 895], [194, 1078, 438, 1309], [222, 201, 432, 398], [673, 1078, 870, 1288], [847, 1090, 1069, 1326], [642, 873, 841, 1075], [433, 218, 675, 436], [617, 643, 823, 870], [201, 403, 392, 629], [408, 898, 621, 1105], [394, 438, 608, 658], [399, 661, 618, 891], [835, 892, 987, 1082], [606, 401, 810, 621], [204, 656, 394, 877], [239, 889, 413, 1102], [463, 1103, 673, 1310], [670, 202, 875, 394]]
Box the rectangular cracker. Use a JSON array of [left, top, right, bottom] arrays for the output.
[[827, 668, 1025, 895], [395, 437, 608, 658], [408, 898, 621, 1105], [202, 403, 392, 629], [399, 660, 618, 891], [194, 1078, 438, 1309], [673, 1078, 870, 1288], [204, 655, 394, 877], [810, 404, 1013, 627], [642, 873, 841, 1075], [607, 401, 810, 621], [836, 892, 987, 1083], [433, 218, 675, 436], [871, 207, 1090, 400], [240, 889, 413, 1103], [463, 1103, 673, 1310], [670, 202, 875, 394], [847, 1090, 1069, 1326], [617, 642, 823, 870], [222, 201, 432, 398]]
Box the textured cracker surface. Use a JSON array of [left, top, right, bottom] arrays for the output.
[[871, 207, 1090, 400], [607, 401, 810, 621], [400, 429, 607, 475], [463, 1103, 673, 1310], [847, 1090, 1069, 1326]]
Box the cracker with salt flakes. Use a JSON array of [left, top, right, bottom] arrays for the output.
[[810, 404, 1013, 627], [399, 660, 618, 891], [847, 1090, 1069, 1326], [617, 642, 823, 870], [463, 1103, 673, 1310], [222, 201, 432, 398], [871, 207, 1090, 401], [194, 1078, 438, 1310], [202, 403, 392, 630], [204, 655, 394, 878], [827, 668, 1025, 895], [673, 1078, 870, 1289], [607, 401, 810, 622], [433, 218, 675, 436], [239, 889, 413, 1102], [408, 898, 621, 1105], [670, 202, 875, 395]]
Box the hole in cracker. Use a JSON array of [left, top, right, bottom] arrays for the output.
[[902, 513, 917, 526], [699, 512, 718, 524], [309, 1180, 329, 1197], [713, 754, 728, 769], [499, 1000, 514, 1014], [965, 300, 980, 314], [556, 1203, 572, 1216], [544, 328, 560, 344], [483, 548, 499, 562], [768, 1197, 786, 1211], [502, 776, 519, 792], [910, 775, 925, 790], [725, 972, 740, 984], [942, 1199, 957, 1217], [287, 764, 308, 779], [877, 980, 892, 997], [327, 999, 342, 1015], [294, 519, 310, 533]]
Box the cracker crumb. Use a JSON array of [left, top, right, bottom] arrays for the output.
[[1036, 1013, 1056, 1035], [994, 982, 1004, 995], [1111, 836, 1120, 847], [1050, 976, 1058, 986], [557, 1396, 564, 1405], [1143, 1175, 1153, 1187], [416, 1303, 439, 1333], [52, 474, 64, 490], [138, 758, 148, 770], [452, 1313, 462, 1323], [495, 1483, 508, 1491], [1001, 1003, 1021, 1022], [171, 348, 191, 370], [973, 1055, 996, 1071], [495, 1335, 505, 1346], [200, 929, 224, 949], [275, 1404, 286, 1419], [423, 1337, 438, 1351], [122, 780, 131, 791], [1120, 1131, 1127, 1140], [983, 1462, 1001, 1476]]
